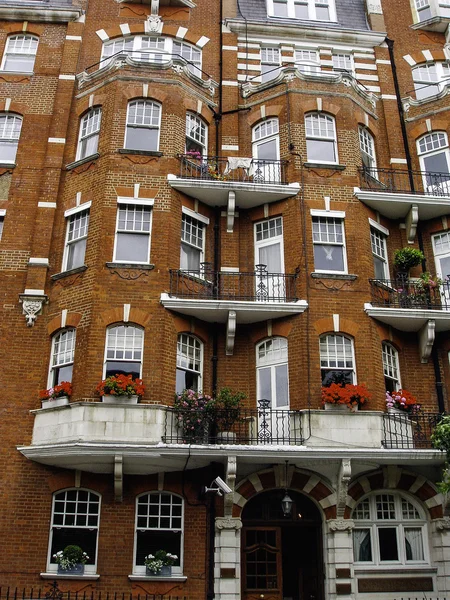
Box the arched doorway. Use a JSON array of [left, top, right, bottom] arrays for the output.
[[241, 489, 324, 600]]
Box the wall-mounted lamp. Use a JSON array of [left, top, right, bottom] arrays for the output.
[[281, 461, 292, 517]]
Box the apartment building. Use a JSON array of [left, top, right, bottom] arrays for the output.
[[0, 0, 450, 597]]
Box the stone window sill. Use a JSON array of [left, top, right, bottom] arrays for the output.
[[118, 149, 163, 157], [0, 70, 32, 76], [0, 162, 15, 169], [304, 162, 346, 170], [128, 575, 187, 582], [40, 572, 100, 580], [51, 265, 87, 281], [311, 272, 357, 280], [106, 262, 155, 270], [66, 153, 100, 170]]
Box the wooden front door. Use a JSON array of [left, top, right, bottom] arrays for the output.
[[243, 527, 283, 600]]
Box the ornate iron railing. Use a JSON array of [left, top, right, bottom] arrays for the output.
[[369, 278, 450, 310], [163, 402, 304, 445], [382, 412, 444, 449], [358, 166, 450, 197], [178, 154, 288, 185], [168, 265, 299, 302], [0, 583, 188, 600]]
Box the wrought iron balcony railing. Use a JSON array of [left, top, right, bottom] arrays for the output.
[[383, 412, 444, 449], [168, 265, 299, 303], [163, 403, 304, 445], [369, 278, 450, 310], [178, 155, 288, 185], [358, 166, 450, 197]]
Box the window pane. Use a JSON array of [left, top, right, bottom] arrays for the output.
[[275, 364, 289, 407], [255, 138, 278, 161], [67, 238, 87, 271], [136, 530, 181, 566], [258, 366, 272, 403], [125, 127, 158, 151], [423, 152, 450, 175], [176, 368, 199, 393], [180, 242, 201, 271], [116, 232, 149, 262], [378, 528, 398, 561], [105, 360, 141, 379], [306, 138, 336, 162], [313, 244, 344, 271], [353, 529, 372, 561], [404, 528, 424, 561]]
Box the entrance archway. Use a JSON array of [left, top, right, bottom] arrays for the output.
[[241, 489, 324, 600]]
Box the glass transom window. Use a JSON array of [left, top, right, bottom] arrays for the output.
[[255, 217, 283, 242], [320, 334, 355, 386], [353, 493, 427, 566]]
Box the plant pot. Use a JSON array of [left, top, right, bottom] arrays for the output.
[[102, 394, 139, 404], [324, 403, 348, 411], [57, 563, 85, 575], [41, 396, 69, 409], [146, 565, 172, 576], [388, 407, 408, 416], [216, 431, 237, 443]]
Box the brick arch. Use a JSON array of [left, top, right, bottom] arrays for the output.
[[234, 466, 337, 520], [47, 312, 82, 336], [0, 100, 27, 115], [346, 466, 443, 520], [95, 24, 208, 48], [404, 49, 447, 66], [250, 321, 293, 345], [313, 317, 360, 338], [301, 99, 341, 117], [373, 322, 405, 351], [410, 120, 449, 140], [357, 120, 380, 140], [121, 88, 169, 104], [247, 105, 284, 127], [4, 23, 43, 36], [184, 98, 214, 124], [75, 93, 106, 118], [98, 307, 152, 328]]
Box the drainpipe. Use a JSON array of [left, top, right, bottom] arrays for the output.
[[387, 37, 444, 412], [206, 493, 216, 600]]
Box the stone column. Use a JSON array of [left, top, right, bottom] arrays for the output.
[[431, 517, 450, 595], [326, 519, 356, 600], [214, 517, 242, 600]]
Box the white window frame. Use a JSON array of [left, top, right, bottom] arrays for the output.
[[252, 118, 280, 164], [47, 488, 101, 575], [48, 328, 76, 388], [256, 337, 289, 409], [124, 99, 162, 152], [76, 108, 101, 160], [176, 333, 203, 394], [133, 492, 184, 576], [352, 493, 428, 567], [295, 49, 320, 73], [311, 210, 347, 274], [332, 53, 354, 74], [267, 0, 337, 21], [417, 131, 450, 195], [113, 199, 153, 264], [382, 342, 401, 392], [414, 0, 433, 20], [180, 208, 208, 273], [320, 333, 356, 386], [369, 219, 389, 280], [185, 112, 208, 156], [0, 113, 22, 164], [359, 126, 377, 171], [412, 62, 450, 100], [0, 208, 5, 241], [103, 323, 144, 379], [1, 34, 38, 73], [101, 36, 202, 76], [260, 47, 281, 83], [62, 202, 91, 272], [305, 112, 338, 164]]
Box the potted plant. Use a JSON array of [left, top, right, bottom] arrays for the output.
[[144, 550, 177, 576], [393, 247, 424, 279], [173, 389, 215, 443], [96, 374, 144, 403], [214, 387, 246, 442], [322, 383, 371, 412], [53, 544, 89, 575], [39, 381, 72, 408], [385, 389, 420, 414]]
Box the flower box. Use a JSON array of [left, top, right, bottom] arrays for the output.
[[324, 402, 348, 411], [146, 565, 172, 577], [57, 563, 85, 575], [41, 395, 69, 409], [102, 394, 139, 404]]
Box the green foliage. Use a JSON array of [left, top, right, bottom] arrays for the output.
[[393, 247, 425, 272], [431, 416, 450, 494], [215, 387, 246, 431]]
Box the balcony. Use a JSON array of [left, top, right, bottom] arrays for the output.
[[161, 267, 307, 352], [168, 156, 300, 230], [365, 278, 450, 359], [18, 404, 445, 483], [355, 167, 450, 241]]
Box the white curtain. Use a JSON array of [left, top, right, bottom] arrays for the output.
[[353, 529, 371, 562], [404, 528, 424, 561]]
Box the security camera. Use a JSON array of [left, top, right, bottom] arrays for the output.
[[214, 476, 232, 494]]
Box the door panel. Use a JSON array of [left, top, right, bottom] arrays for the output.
[[243, 527, 283, 600]]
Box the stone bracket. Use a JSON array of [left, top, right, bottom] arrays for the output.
[[226, 310, 237, 356], [114, 454, 123, 502], [19, 293, 48, 327], [227, 191, 236, 233], [405, 204, 419, 243], [336, 458, 352, 518], [328, 519, 355, 532], [419, 319, 435, 363], [224, 455, 237, 517]]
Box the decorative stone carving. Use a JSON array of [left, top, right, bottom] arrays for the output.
[[216, 517, 242, 530], [337, 459, 352, 518], [224, 455, 237, 517], [19, 294, 48, 327], [109, 267, 151, 280], [434, 517, 450, 531], [328, 519, 355, 532], [146, 13, 163, 33]]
